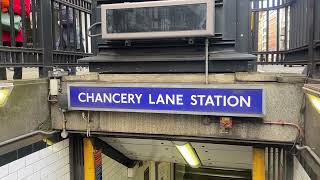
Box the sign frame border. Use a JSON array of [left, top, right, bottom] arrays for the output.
[[67, 83, 266, 118]]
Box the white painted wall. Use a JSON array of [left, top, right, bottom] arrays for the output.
[[102, 154, 128, 180], [101, 155, 173, 180], [0, 139, 70, 180], [293, 157, 311, 180]]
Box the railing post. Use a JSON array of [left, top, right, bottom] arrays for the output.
[[308, 0, 317, 78], [39, 0, 53, 78]]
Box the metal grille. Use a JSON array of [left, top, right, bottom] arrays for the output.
[[250, 0, 320, 67], [0, 0, 92, 75], [265, 147, 293, 180]]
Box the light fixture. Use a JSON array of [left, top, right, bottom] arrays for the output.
[[0, 83, 14, 107], [43, 138, 54, 146], [303, 84, 320, 113], [307, 94, 320, 113], [176, 142, 201, 168]]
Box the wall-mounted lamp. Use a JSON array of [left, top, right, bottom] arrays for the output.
[[0, 83, 14, 107], [303, 84, 320, 113], [307, 94, 320, 113], [175, 142, 201, 168]]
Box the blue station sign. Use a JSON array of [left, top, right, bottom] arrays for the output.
[[68, 83, 265, 117]]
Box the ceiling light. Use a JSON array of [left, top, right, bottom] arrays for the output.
[[303, 84, 320, 114], [307, 94, 320, 113], [0, 83, 13, 107], [176, 143, 201, 168]]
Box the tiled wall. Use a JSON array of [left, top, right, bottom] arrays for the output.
[[293, 157, 311, 180], [158, 162, 171, 180], [102, 154, 128, 180], [0, 139, 70, 180]]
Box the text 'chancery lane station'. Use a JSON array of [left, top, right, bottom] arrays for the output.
[[68, 85, 265, 117]]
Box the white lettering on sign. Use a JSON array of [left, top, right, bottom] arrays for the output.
[[77, 93, 143, 104], [77, 92, 251, 108], [149, 94, 184, 105], [190, 95, 251, 107]]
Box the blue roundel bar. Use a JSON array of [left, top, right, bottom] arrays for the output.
[[68, 84, 265, 117]]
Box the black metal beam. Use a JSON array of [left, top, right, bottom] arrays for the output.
[[88, 60, 253, 73], [68, 131, 294, 148], [39, 0, 53, 77], [69, 134, 84, 180], [93, 137, 137, 168], [183, 166, 251, 180]]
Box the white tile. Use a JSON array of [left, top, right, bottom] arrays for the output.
[[0, 165, 9, 179], [9, 158, 26, 173], [47, 175, 57, 180], [62, 155, 70, 166], [33, 159, 48, 172], [18, 165, 34, 180], [55, 164, 69, 178], [51, 142, 64, 152], [39, 148, 53, 159], [61, 172, 70, 180], [40, 167, 52, 179], [2, 172, 18, 180], [26, 153, 41, 166], [45, 153, 59, 166], [23, 171, 40, 180], [62, 139, 69, 148], [58, 148, 69, 159], [40, 175, 48, 180]]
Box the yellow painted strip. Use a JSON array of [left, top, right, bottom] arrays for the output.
[[252, 148, 265, 180], [84, 138, 95, 180]]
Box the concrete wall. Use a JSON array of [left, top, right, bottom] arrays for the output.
[[0, 79, 50, 142], [0, 139, 70, 180], [304, 98, 320, 157], [52, 73, 305, 143]]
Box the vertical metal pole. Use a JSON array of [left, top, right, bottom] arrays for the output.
[[276, 0, 280, 62], [66, 6, 71, 50], [0, 2, 2, 44], [273, 148, 276, 179], [278, 148, 282, 180], [268, 147, 271, 180], [79, 10, 84, 52], [254, 0, 259, 53], [20, 0, 27, 47], [83, 138, 95, 180], [253, 147, 266, 180], [205, 38, 209, 84], [308, 0, 316, 77], [39, 0, 53, 77], [51, 1, 56, 49], [73, 9, 77, 50], [59, 3, 63, 50], [84, 13, 88, 53], [266, 0, 270, 62], [31, 0, 37, 47], [284, 6, 288, 51], [70, 134, 84, 180], [285, 151, 293, 180], [9, 0, 15, 46]]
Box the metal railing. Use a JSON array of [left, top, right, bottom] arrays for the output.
[[0, 0, 92, 77], [250, 0, 320, 68]]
